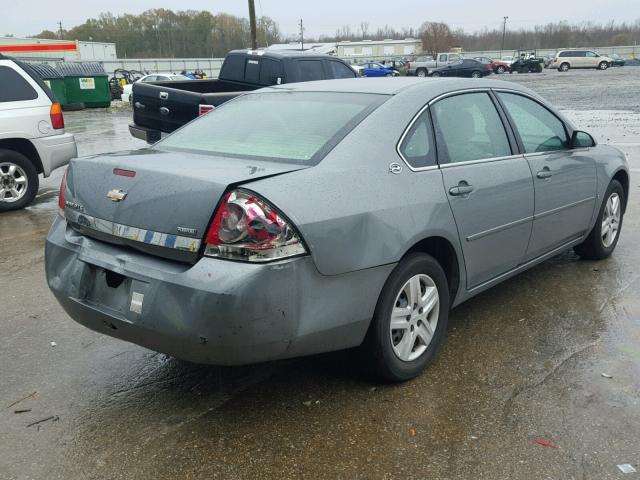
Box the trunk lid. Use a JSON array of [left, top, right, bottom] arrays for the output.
[[64, 148, 307, 262]]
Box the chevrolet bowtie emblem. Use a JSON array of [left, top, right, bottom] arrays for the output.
[[107, 189, 127, 202]]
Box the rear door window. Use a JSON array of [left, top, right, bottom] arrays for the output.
[[497, 92, 569, 153], [296, 60, 325, 81], [327, 61, 356, 78], [432, 92, 512, 163], [0, 66, 38, 102], [259, 58, 284, 85], [399, 109, 436, 168]]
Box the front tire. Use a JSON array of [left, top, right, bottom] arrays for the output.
[[430, 71, 440, 77], [496, 65, 505, 74], [598, 61, 609, 70], [365, 253, 450, 381], [574, 180, 624, 260], [0, 149, 39, 211]]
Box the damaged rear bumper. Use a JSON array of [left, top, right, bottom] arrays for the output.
[[45, 217, 393, 365]]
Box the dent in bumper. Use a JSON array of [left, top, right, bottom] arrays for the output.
[[45, 218, 394, 365]]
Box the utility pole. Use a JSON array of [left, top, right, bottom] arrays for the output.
[[299, 19, 304, 51], [248, 0, 257, 50], [500, 16, 508, 58], [58, 21, 64, 40]]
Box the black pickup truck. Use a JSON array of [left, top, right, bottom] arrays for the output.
[[129, 49, 357, 143]]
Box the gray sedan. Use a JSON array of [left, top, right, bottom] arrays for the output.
[[45, 78, 629, 381]]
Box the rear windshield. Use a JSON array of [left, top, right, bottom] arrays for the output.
[[157, 91, 386, 164]]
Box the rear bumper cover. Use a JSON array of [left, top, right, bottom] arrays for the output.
[[33, 132, 77, 177], [128, 124, 161, 144], [45, 217, 393, 365]]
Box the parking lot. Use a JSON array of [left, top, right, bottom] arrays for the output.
[[1, 68, 639, 479]]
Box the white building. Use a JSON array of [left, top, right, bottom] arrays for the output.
[[337, 38, 422, 58], [266, 42, 337, 55], [0, 36, 117, 62]]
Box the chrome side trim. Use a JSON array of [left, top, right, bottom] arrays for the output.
[[466, 215, 534, 242], [439, 154, 524, 169], [64, 209, 201, 253], [427, 88, 492, 106], [534, 196, 595, 220]]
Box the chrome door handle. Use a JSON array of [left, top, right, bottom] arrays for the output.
[[537, 168, 552, 179], [449, 182, 474, 196]]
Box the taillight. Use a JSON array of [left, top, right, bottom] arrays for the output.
[[199, 104, 215, 116], [50, 103, 64, 130], [204, 190, 307, 262], [58, 169, 67, 216]]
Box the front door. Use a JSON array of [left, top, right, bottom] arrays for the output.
[[496, 92, 597, 260], [432, 92, 535, 288]]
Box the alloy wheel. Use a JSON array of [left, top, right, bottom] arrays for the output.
[[601, 192, 621, 248], [0, 162, 28, 203], [389, 274, 439, 362]]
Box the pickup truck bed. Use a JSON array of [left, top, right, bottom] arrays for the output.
[[131, 79, 255, 142]]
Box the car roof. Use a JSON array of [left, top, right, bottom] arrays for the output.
[[262, 77, 534, 98]]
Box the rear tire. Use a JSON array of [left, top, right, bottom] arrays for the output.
[[0, 149, 39, 211], [365, 253, 450, 382], [574, 180, 624, 260], [416, 68, 427, 77], [559, 62, 570, 72], [471, 70, 482, 78]]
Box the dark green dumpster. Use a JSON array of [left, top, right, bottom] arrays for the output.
[[27, 63, 70, 108], [56, 62, 111, 108]]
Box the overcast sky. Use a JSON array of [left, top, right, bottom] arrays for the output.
[[5, 0, 640, 39]]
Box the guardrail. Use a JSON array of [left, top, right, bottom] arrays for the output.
[[101, 58, 225, 76]]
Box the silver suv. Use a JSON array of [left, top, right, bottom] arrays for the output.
[[552, 49, 613, 72]]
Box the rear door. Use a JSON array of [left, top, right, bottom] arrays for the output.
[[496, 91, 596, 260], [572, 50, 586, 67], [584, 51, 599, 67], [433, 91, 534, 288]]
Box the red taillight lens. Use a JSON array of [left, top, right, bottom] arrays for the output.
[[58, 169, 67, 216], [199, 104, 215, 116], [204, 190, 307, 262], [50, 103, 64, 130]]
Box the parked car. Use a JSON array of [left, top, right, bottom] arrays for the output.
[[406, 53, 462, 77], [359, 62, 398, 77], [121, 74, 190, 103], [473, 56, 510, 74], [552, 50, 614, 71], [0, 54, 77, 211], [609, 53, 626, 67], [429, 59, 492, 78], [130, 49, 357, 143], [45, 77, 629, 381]]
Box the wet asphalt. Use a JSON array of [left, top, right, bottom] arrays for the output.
[[1, 68, 639, 479]]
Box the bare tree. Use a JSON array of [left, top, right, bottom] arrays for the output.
[[360, 21, 369, 39], [420, 22, 454, 57]]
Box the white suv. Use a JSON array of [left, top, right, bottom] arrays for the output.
[[552, 50, 613, 72], [0, 55, 77, 211]]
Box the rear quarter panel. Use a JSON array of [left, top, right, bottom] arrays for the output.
[[245, 91, 464, 279]]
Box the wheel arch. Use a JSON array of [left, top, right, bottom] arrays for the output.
[[612, 169, 629, 212], [0, 138, 44, 174], [403, 236, 462, 306]]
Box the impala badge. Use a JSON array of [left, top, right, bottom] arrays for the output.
[[107, 189, 127, 202]]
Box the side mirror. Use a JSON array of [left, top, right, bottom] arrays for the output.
[[572, 130, 596, 148]]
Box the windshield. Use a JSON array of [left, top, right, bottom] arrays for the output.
[[170, 75, 190, 80], [157, 91, 386, 164]]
